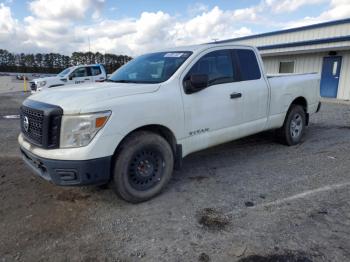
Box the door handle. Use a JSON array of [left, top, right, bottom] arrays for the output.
[[84, 78, 90, 80], [230, 92, 242, 99]]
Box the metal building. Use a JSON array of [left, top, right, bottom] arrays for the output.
[[218, 18, 350, 100]]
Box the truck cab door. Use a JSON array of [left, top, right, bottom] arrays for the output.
[[233, 49, 269, 134], [181, 49, 244, 153], [68, 67, 92, 85], [90, 65, 107, 82]]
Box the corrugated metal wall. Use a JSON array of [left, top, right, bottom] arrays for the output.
[[225, 19, 350, 100], [338, 52, 350, 100]]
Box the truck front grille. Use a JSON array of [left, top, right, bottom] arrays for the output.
[[20, 100, 63, 149], [20, 106, 44, 145]]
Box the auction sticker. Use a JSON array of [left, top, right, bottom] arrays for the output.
[[164, 53, 185, 58]]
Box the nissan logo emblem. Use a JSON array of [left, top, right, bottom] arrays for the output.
[[23, 116, 29, 132]]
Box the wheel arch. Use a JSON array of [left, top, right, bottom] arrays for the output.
[[289, 96, 309, 125], [112, 124, 182, 170]]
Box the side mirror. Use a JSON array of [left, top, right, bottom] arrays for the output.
[[184, 74, 208, 94], [68, 75, 73, 80]]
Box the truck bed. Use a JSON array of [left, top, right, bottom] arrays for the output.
[[265, 72, 321, 129]]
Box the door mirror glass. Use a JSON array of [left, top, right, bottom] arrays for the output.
[[184, 74, 208, 94]]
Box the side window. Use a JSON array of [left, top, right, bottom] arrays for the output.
[[187, 50, 235, 86], [71, 67, 88, 78], [235, 49, 261, 81], [279, 61, 294, 73], [91, 66, 102, 76]]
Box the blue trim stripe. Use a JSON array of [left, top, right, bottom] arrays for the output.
[[257, 35, 350, 50], [215, 18, 350, 44]]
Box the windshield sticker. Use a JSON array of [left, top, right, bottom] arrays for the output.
[[164, 53, 185, 58]]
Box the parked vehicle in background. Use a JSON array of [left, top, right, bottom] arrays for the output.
[[16, 74, 29, 81], [19, 43, 321, 203], [29, 64, 107, 93]]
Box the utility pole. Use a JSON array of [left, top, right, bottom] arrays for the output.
[[88, 36, 91, 64]]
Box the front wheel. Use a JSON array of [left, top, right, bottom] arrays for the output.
[[277, 105, 306, 146], [111, 131, 174, 203]]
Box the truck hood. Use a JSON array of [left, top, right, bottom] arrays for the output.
[[29, 82, 160, 114]]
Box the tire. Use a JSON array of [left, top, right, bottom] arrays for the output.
[[277, 105, 306, 146], [111, 131, 174, 203]]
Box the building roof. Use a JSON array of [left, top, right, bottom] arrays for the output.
[[216, 18, 350, 44], [214, 18, 350, 55]]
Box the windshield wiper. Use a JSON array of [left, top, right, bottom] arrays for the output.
[[106, 79, 137, 83], [106, 79, 159, 84]]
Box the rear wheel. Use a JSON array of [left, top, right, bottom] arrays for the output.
[[277, 105, 306, 146], [111, 131, 174, 203]]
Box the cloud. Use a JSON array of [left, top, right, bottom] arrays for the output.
[[284, 0, 350, 28], [187, 2, 209, 16], [173, 7, 254, 46], [0, 2, 257, 55], [4, 0, 347, 56], [265, 0, 326, 13], [29, 0, 105, 20], [78, 7, 255, 55], [16, 0, 106, 53], [0, 3, 20, 45]]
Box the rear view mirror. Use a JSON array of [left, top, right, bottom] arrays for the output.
[[184, 74, 208, 94]]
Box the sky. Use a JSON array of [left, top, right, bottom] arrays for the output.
[[0, 0, 349, 56]]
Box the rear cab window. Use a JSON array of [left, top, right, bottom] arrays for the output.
[[233, 49, 261, 81], [91, 66, 102, 76]]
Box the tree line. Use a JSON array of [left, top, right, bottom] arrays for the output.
[[0, 49, 133, 74]]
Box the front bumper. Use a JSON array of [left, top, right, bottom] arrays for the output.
[[20, 146, 112, 186]]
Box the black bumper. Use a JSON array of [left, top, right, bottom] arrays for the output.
[[20, 147, 112, 186]]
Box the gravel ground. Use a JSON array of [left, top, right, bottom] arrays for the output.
[[0, 91, 350, 262], [0, 76, 29, 94]]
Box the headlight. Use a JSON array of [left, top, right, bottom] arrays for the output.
[[38, 81, 46, 87], [60, 111, 111, 148]]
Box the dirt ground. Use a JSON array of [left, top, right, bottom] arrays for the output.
[[1, 90, 350, 262]]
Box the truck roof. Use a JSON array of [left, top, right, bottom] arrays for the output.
[[156, 43, 255, 54], [72, 63, 102, 67]]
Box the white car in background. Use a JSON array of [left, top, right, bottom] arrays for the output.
[[30, 64, 107, 93]]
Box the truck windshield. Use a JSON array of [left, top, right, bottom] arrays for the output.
[[58, 68, 71, 77], [108, 51, 192, 84]]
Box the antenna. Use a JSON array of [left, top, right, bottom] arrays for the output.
[[212, 38, 219, 42]]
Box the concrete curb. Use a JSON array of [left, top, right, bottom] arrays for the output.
[[321, 98, 350, 105]]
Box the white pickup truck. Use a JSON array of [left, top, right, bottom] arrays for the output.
[[30, 64, 107, 93], [19, 43, 321, 203]]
